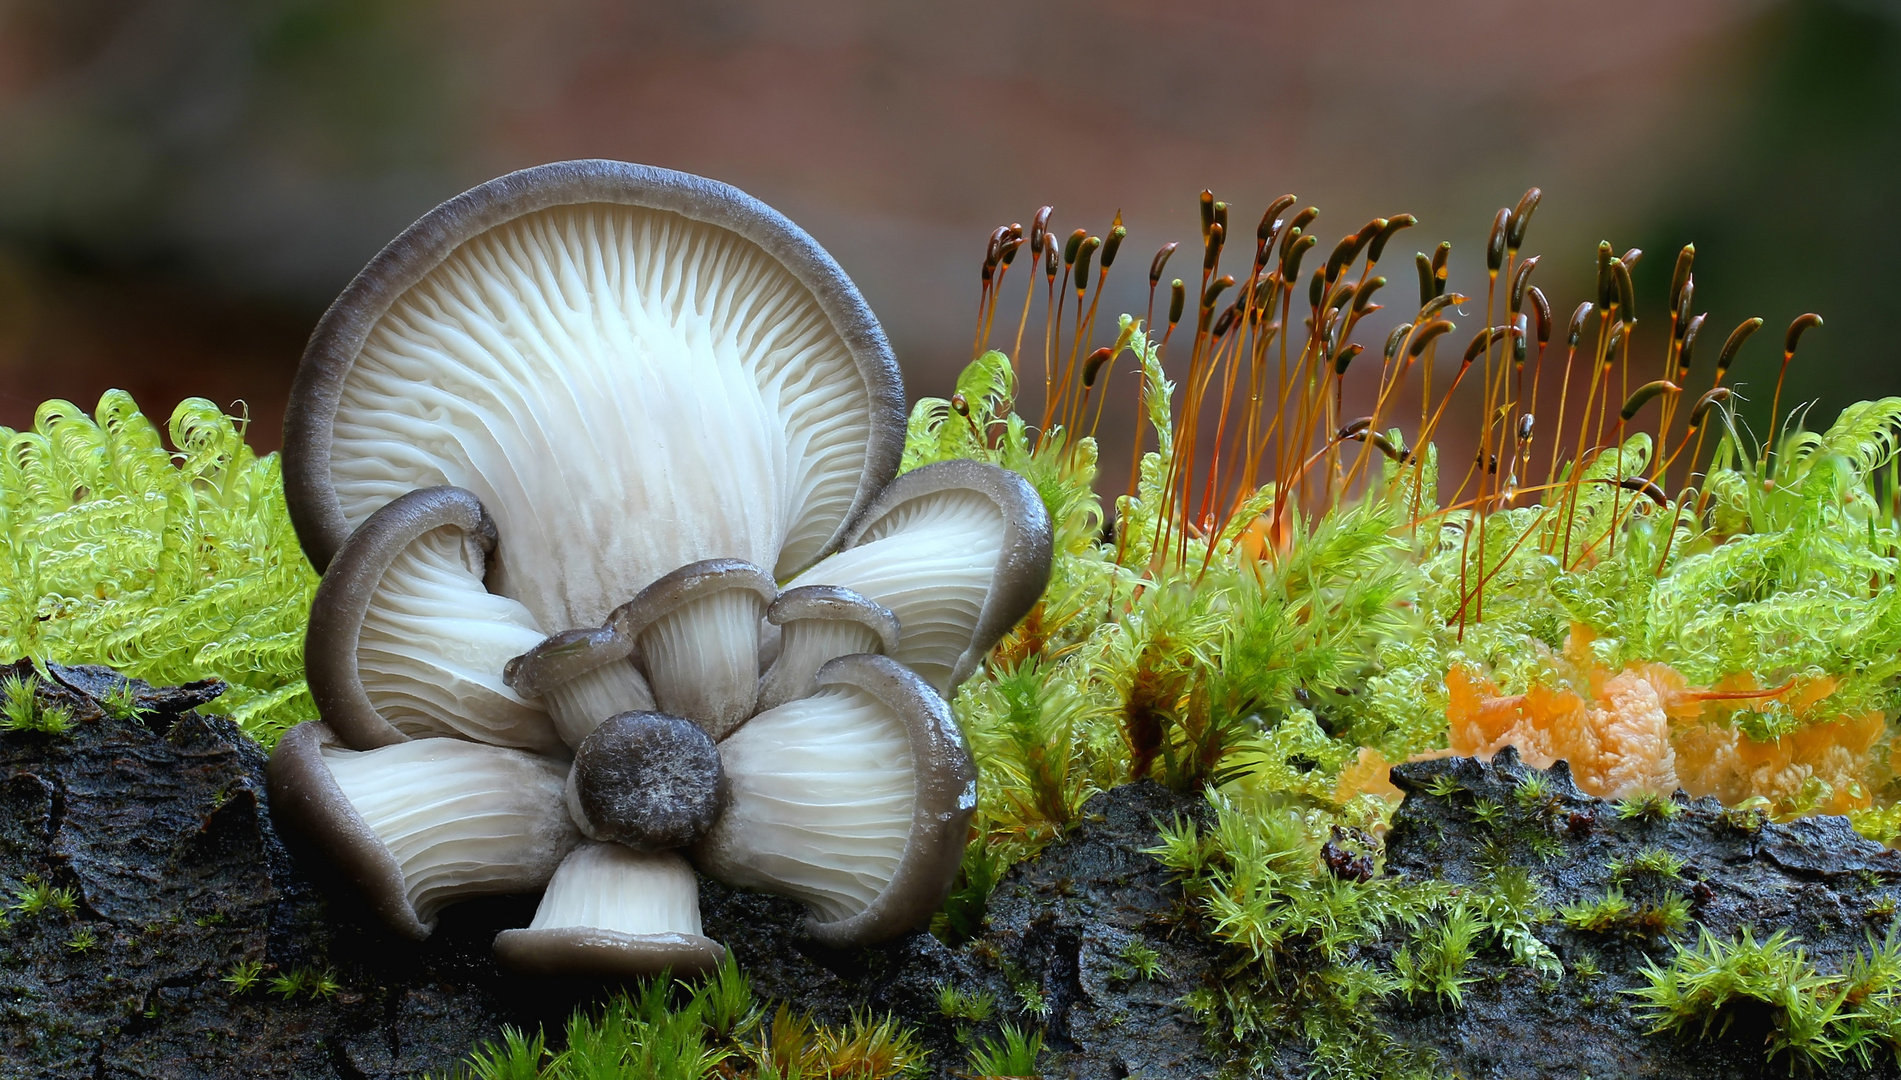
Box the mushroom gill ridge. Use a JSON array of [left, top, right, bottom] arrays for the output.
[[272, 162, 1052, 978]]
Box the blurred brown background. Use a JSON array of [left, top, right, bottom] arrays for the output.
[[0, 0, 1893, 483]]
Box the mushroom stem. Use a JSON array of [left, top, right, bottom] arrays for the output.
[[544, 660, 655, 747]]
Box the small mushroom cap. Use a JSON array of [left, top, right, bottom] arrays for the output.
[[755, 585, 900, 712], [608, 558, 777, 739], [606, 559, 779, 640], [492, 928, 725, 979], [308, 485, 553, 751], [267, 721, 427, 939], [766, 585, 901, 653], [284, 160, 905, 629], [504, 626, 635, 699], [495, 841, 722, 978], [788, 459, 1052, 694], [569, 711, 726, 850]]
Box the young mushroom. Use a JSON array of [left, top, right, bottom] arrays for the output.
[[754, 585, 900, 713], [272, 160, 1050, 977], [606, 559, 778, 741], [267, 722, 579, 939], [503, 626, 653, 748], [493, 840, 723, 977]]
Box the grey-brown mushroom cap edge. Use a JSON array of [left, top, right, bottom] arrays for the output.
[[492, 928, 726, 979], [766, 585, 902, 655], [715, 653, 976, 950], [604, 558, 779, 642], [282, 159, 906, 575], [266, 721, 432, 941], [503, 626, 636, 700], [305, 486, 498, 751], [839, 459, 1054, 693]]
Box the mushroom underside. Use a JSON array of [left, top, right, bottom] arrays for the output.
[[356, 523, 556, 750], [306, 188, 900, 629], [268, 724, 578, 938]]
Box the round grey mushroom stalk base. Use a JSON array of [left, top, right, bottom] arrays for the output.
[[568, 711, 726, 850]]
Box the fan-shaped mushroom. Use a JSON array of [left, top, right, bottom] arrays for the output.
[[271, 160, 1049, 978], [305, 485, 557, 752], [493, 841, 723, 977], [691, 654, 976, 945], [284, 160, 905, 630]]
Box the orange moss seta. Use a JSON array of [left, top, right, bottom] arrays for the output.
[[1436, 626, 1876, 812]]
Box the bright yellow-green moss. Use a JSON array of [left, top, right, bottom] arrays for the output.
[[0, 391, 316, 743]]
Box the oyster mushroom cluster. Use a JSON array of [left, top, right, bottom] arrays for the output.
[[266, 161, 1052, 977]]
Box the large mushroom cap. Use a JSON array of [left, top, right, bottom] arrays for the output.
[[284, 160, 905, 629]]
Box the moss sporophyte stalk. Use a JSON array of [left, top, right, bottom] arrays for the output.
[[7, 163, 1901, 1076]]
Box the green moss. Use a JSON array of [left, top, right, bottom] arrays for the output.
[[433, 958, 923, 1080], [966, 1022, 1043, 1080], [0, 673, 69, 735], [1628, 925, 1901, 1069], [1616, 794, 1681, 823], [0, 392, 316, 745], [934, 982, 996, 1022]]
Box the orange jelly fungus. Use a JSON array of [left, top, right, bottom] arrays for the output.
[[1438, 625, 1884, 814], [1333, 746, 1404, 806]]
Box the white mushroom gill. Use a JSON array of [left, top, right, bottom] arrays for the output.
[[526, 841, 704, 937], [357, 524, 557, 751], [544, 661, 654, 748], [329, 205, 875, 629], [755, 619, 886, 712], [318, 739, 575, 927], [700, 685, 915, 923], [636, 586, 769, 740], [788, 489, 1007, 693]]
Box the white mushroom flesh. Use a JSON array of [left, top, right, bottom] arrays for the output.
[[526, 840, 704, 937], [788, 489, 1007, 693], [544, 660, 655, 748], [638, 586, 768, 740], [755, 619, 885, 712], [700, 685, 914, 923], [319, 739, 574, 924], [329, 205, 876, 628], [358, 525, 557, 751]]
